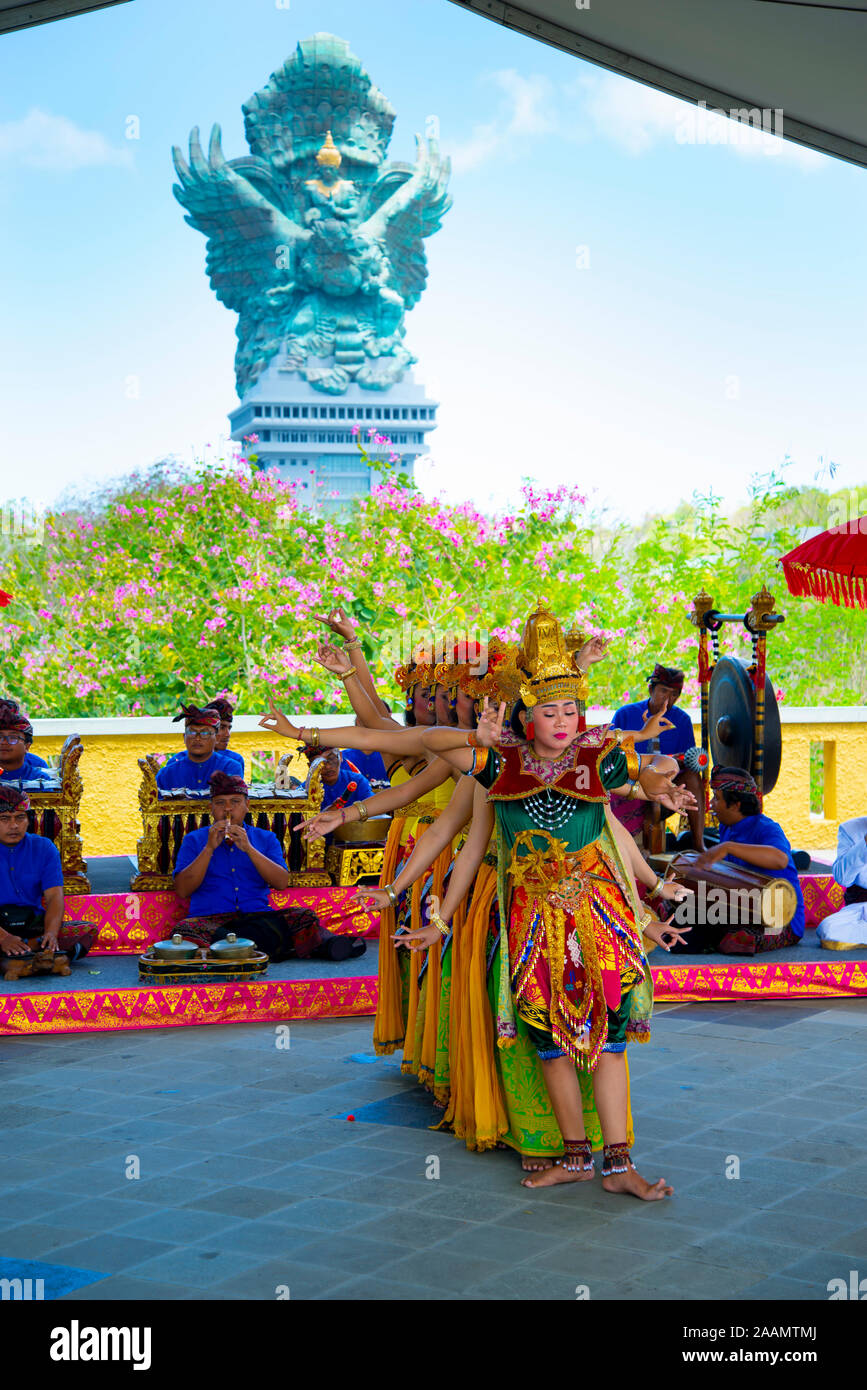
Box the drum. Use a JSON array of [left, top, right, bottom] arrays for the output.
[[668, 851, 796, 930]]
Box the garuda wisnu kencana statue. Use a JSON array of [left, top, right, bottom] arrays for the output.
[[172, 33, 452, 397]]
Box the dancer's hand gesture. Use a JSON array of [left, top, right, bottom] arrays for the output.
[[259, 698, 303, 741], [297, 807, 343, 842], [638, 708, 675, 742], [643, 918, 692, 952], [391, 923, 441, 951], [577, 635, 608, 667], [475, 698, 506, 748], [312, 606, 356, 642], [313, 640, 351, 676]]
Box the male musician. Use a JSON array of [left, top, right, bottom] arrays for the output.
[[304, 748, 373, 813], [696, 766, 805, 954], [0, 785, 95, 961], [172, 771, 365, 961], [610, 663, 705, 850], [205, 697, 245, 775], [0, 701, 55, 784], [156, 705, 240, 791]]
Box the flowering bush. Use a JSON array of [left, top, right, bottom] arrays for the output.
[[1, 442, 864, 717]]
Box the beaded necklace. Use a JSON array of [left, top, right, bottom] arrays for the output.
[[524, 784, 578, 831]]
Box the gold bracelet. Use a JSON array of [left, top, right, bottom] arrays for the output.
[[344, 639, 362, 652], [309, 727, 320, 750], [340, 666, 357, 681], [383, 882, 399, 909], [356, 801, 369, 823], [429, 908, 450, 938], [647, 876, 664, 900]]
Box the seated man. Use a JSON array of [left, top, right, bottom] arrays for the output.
[[0, 700, 55, 784], [0, 785, 95, 962], [305, 748, 373, 813], [205, 697, 245, 776], [694, 766, 805, 955], [156, 704, 240, 791], [815, 814, 867, 948], [610, 663, 705, 850], [173, 771, 364, 961]]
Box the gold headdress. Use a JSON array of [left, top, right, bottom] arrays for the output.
[[464, 636, 521, 707], [394, 650, 434, 694], [316, 131, 342, 168], [516, 602, 589, 709]]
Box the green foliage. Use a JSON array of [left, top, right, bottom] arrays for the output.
[[1, 443, 865, 717]]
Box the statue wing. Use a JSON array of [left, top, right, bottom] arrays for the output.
[[172, 124, 309, 315], [359, 136, 452, 309]]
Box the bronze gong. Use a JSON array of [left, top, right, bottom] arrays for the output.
[[708, 655, 781, 795]]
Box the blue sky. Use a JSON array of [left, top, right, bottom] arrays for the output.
[[0, 0, 865, 522]]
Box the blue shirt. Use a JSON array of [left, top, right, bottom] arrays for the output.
[[164, 747, 245, 777], [156, 750, 241, 791], [610, 700, 696, 756], [0, 752, 56, 783], [313, 757, 373, 811], [341, 747, 387, 784], [174, 823, 287, 917], [719, 813, 805, 939], [0, 833, 64, 909]]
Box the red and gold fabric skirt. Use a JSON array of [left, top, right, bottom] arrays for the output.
[[508, 841, 647, 1070]]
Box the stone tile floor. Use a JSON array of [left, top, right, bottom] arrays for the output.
[[2, 997, 866, 1300]]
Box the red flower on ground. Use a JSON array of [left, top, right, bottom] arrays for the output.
[[0, 590, 12, 607]]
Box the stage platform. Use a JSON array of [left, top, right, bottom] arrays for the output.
[[1, 862, 864, 1037]]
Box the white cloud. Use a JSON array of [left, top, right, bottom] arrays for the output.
[[579, 73, 824, 170], [450, 66, 824, 176], [450, 70, 556, 173], [0, 108, 134, 171]]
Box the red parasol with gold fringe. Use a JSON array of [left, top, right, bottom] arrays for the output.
[[779, 520, 867, 610]]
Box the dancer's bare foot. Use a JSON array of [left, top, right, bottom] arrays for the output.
[[520, 1162, 594, 1188], [521, 1156, 554, 1172], [602, 1166, 673, 1200]]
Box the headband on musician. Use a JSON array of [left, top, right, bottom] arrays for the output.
[[173, 704, 221, 730], [0, 784, 30, 814], [206, 698, 235, 724], [209, 771, 249, 799], [0, 698, 33, 742], [648, 664, 684, 695], [710, 766, 758, 797]]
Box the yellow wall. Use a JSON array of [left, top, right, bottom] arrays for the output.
[[35, 731, 308, 859], [762, 722, 864, 850], [32, 716, 866, 860]]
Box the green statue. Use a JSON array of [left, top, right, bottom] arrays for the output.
[[172, 33, 452, 396]]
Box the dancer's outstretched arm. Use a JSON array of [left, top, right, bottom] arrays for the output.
[[359, 776, 475, 910], [260, 699, 428, 758], [298, 757, 452, 842], [392, 784, 494, 951]]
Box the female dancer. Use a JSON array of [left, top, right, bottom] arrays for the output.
[[416, 603, 696, 1199]]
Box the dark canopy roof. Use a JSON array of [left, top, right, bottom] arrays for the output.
[[449, 0, 867, 169], [0, 0, 130, 35]]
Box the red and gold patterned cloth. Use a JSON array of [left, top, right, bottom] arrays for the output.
[[508, 841, 647, 1068], [67, 886, 380, 955]]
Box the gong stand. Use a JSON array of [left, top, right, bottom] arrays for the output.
[[690, 586, 784, 811]]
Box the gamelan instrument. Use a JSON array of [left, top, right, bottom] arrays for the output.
[[1, 939, 71, 982], [138, 931, 269, 984], [667, 851, 797, 930]]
